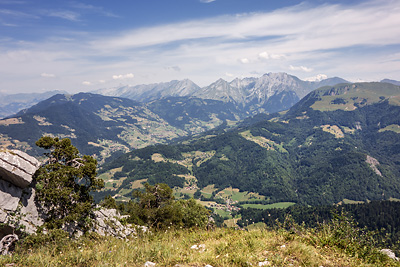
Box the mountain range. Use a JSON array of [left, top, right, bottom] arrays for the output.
[[0, 93, 248, 163], [2, 74, 399, 122], [97, 82, 400, 205], [94, 73, 349, 114], [1, 73, 400, 206], [0, 73, 349, 162]]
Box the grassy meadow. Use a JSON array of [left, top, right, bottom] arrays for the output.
[[1, 222, 399, 267]]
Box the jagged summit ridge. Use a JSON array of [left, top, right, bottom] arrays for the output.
[[246, 72, 306, 104], [193, 78, 247, 104], [94, 73, 347, 102], [92, 73, 348, 114], [93, 79, 200, 102]]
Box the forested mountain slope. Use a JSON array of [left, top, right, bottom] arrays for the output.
[[0, 93, 188, 162], [0, 93, 246, 162], [99, 82, 400, 205]]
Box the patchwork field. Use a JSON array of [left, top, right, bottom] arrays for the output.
[[379, 124, 400, 133]]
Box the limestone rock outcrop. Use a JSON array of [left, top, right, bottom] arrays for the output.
[[0, 149, 145, 240], [62, 207, 148, 239], [92, 207, 147, 238], [0, 149, 40, 189], [0, 150, 43, 238]]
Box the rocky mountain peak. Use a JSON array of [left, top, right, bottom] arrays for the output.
[[246, 72, 304, 103], [193, 78, 246, 103], [167, 79, 200, 96], [229, 77, 257, 90]]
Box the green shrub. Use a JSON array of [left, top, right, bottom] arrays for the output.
[[129, 183, 209, 229]]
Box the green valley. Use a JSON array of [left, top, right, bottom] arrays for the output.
[[97, 82, 400, 208]]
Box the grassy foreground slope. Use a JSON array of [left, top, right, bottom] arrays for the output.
[[1, 226, 399, 267]]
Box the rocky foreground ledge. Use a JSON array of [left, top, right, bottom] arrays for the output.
[[0, 149, 42, 235], [0, 149, 145, 254]]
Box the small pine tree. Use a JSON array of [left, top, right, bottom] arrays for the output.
[[34, 136, 104, 230]]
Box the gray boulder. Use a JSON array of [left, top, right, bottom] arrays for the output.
[[0, 149, 40, 189]]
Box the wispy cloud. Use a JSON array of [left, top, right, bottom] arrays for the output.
[[93, 0, 400, 57], [289, 65, 313, 72], [112, 73, 134, 80], [1, 0, 400, 93], [47, 10, 80, 21], [70, 3, 119, 18], [0, 9, 39, 19], [41, 73, 56, 78], [2, 22, 17, 27], [200, 0, 216, 3], [0, 0, 26, 4]]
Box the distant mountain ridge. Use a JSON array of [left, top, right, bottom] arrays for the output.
[[0, 92, 247, 162], [93, 79, 200, 103], [381, 79, 400, 86], [0, 90, 68, 119], [94, 73, 349, 114]]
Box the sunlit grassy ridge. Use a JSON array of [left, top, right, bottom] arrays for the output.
[[310, 82, 400, 111], [2, 221, 399, 267]]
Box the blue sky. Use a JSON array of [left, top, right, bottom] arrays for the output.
[[0, 0, 399, 94]]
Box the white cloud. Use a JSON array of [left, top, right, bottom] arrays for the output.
[[41, 73, 56, 78], [258, 52, 270, 60], [289, 65, 313, 72], [239, 58, 250, 64], [304, 74, 328, 82], [258, 52, 286, 60], [200, 0, 216, 3], [112, 73, 134, 80], [99, 80, 106, 83], [82, 81, 92, 85], [225, 72, 234, 77]]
